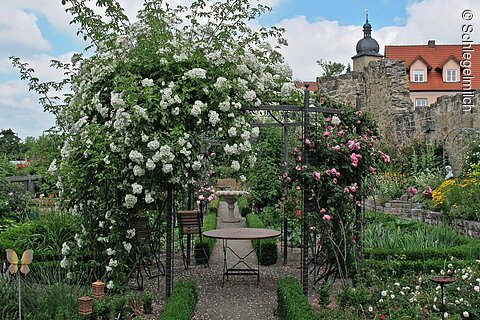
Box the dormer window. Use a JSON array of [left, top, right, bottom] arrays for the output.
[[413, 69, 425, 82], [445, 69, 458, 82]]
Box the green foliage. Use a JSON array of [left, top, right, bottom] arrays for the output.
[[207, 196, 220, 214], [92, 292, 140, 319], [257, 205, 281, 228], [160, 280, 197, 320], [0, 128, 25, 160], [276, 277, 317, 320], [246, 213, 278, 265], [316, 59, 346, 77], [337, 285, 372, 309], [0, 155, 16, 177], [142, 290, 154, 314], [236, 195, 252, 217], [0, 177, 33, 224], [245, 127, 283, 210], [194, 212, 217, 264]]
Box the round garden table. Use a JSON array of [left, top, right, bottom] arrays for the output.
[[203, 228, 281, 287]]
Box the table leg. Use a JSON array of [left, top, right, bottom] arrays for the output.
[[222, 239, 227, 287]]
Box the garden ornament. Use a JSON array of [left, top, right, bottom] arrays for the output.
[[6, 249, 33, 320], [445, 166, 453, 179]]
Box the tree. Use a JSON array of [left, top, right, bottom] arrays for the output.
[[316, 59, 346, 77], [0, 129, 25, 160]]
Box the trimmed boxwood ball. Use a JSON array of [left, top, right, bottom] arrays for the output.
[[246, 213, 278, 265]]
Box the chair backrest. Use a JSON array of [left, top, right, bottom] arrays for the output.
[[177, 210, 202, 236], [134, 215, 150, 242]]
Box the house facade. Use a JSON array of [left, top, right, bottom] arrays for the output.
[[385, 40, 480, 108]]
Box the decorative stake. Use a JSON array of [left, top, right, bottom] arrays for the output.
[[92, 280, 105, 299], [6, 249, 33, 320], [78, 295, 93, 315]]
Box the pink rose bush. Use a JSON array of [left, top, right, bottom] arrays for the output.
[[285, 96, 390, 281]]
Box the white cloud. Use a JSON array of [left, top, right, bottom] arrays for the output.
[[0, 6, 51, 56]]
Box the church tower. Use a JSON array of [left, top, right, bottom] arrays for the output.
[[352, 10, 383, 72]]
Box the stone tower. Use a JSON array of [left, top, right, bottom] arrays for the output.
[[352, 11, 383, 72]]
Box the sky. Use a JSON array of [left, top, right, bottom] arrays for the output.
[[0, 0, 479, 139]]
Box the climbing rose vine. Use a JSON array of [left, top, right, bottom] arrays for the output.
[[17, 0, 302, 288]]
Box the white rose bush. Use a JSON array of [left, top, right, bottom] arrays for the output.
[[13, 0, 301, 288]]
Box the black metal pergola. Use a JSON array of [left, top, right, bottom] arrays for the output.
[[163, 86, 361, 298]]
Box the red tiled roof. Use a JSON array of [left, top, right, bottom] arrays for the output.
[[384, 43, 480, 91], [295, 81, 318, 92]]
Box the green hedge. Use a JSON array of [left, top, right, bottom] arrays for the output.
[[277, 277, 317, 320], [364, 241, 480, 261], [246, 214, 278, 265], [194, 212, 217, 264], [207, 197, 220, 214], [160, 280, 197, 320]]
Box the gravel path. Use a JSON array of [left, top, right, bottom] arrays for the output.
[[137, 201, 304, 319]]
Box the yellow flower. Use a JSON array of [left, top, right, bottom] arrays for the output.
[[432, 179, 457, 206]]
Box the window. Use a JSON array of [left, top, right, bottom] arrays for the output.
[[412, 69, 425, 82], [445, 69, 458, 82], [415, 98, 428, 107]]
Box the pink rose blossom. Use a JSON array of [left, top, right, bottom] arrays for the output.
[[333, 178, 338, 184], [332, 145, 341, 152], [320, 208, 326, 214], [198, 195, 205, 201], [323, 214, 331, 221], [293, 147, 299, 154], [337, 130, 345, 137], [323, 131, 330, 137], [325, 117, 331, 122], [344, 187, 350, 193], [295, 165, 302, 171], [313, 171, 321, 181]]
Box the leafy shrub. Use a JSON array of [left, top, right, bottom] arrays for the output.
[[246, 214, 278, 265], [160, 280, 197, 320], [337, 285, 372, 309], [257, 205, 281, 228], [194, 212, 217, 264], [276, 277, 317, 320], [207, 196, 220, 214], [0, 177, 33, 223]]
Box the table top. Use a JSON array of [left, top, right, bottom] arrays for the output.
[[203, 228, 281, 240]]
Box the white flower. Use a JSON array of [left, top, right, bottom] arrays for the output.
[[123, 194, 138, 208], [368, 306, 373, 312], [60, 256, 68, 268], [133, 165, 145, 176], [110, 143, 119, 153], [48, 159, 57, 174], [129, 150, 144, 163], [106, 280, 114, 289], [147, 140, 160, 151], [141, 78, 154, 87], [280, 82, 296, 97], [111, 92, 125, 107], [231, 160, 240, 172], [106, 248, 116, 256], [240, 175, 246, 182], [331, 116, 341, 125], [183, 68, 206, 79], [146, 159, 156, 170], [132, 183, 143, 194], [123, 241, 132, 253], [133, 105, 148, 119], [191, 100, 205, 117], [219, 100, 230, 112], [228, 127, 237, 137], [145, 192, 154, 204], [162, 163, 173, 173], [475, 285, 480, 292], [241, 131, 250, 141], [61, 242, 70, 255], [108, 258, 118, 267], [214, 77, 229, 90], [126, 228, 136, 239], [66, 272, 72, 279], [463, 311, 470, 318], [192, 161, 202, 171], [251, 127, 260, 138], [381, 290, 387, 297], [172, 107, 180, 115], [209, 110, 220, 126], [106, 266, 112, 272], [243, 90, 257, 101]]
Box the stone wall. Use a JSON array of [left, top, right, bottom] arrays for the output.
[[317, 59, 414, 144], [366, 199, 480, 238], [317, 58, 480, 168]]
